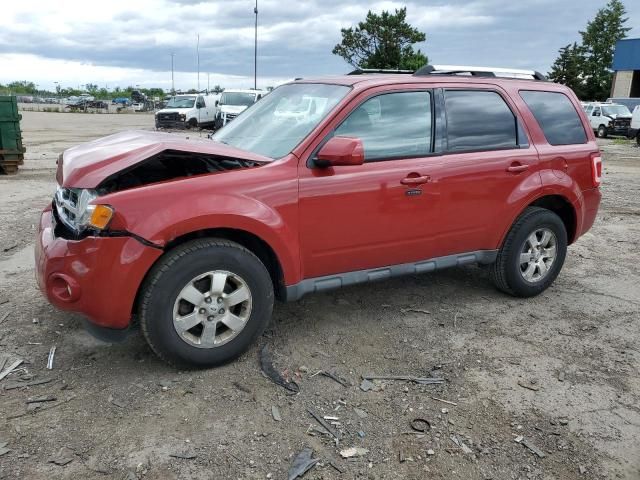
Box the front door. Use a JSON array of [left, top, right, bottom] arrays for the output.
[[298, 89, 440, 279]]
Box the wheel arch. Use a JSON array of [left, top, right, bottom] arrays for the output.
[[503, 194, 577, 247], [132, 227, 288, 317]]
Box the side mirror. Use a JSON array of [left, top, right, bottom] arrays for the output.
[[593, 111, 600, 116], [215, 100, 219, 107], [315, 136, 365, 168]]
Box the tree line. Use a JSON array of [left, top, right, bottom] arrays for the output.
[[332, 2, 630, 101]]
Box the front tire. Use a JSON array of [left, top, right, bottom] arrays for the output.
[[597, 125, 608, 138], [139, 239, 274, 368], [490, 207, 567, 297]]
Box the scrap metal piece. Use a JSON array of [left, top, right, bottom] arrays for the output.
[[47, 346, 56, 370], [0, 359, 23, 382], [259, 345, 299, 394], [307, 408, 341, 440], [288, 448, 319, 480]]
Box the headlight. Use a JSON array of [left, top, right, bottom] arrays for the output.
[[179, 113, 186, 120], [54, 187, 114, 232]]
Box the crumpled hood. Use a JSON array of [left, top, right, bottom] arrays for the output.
[[605, 113, 632, 120], [58, 130, 272, 188]]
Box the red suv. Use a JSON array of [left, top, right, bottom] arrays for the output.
[[35, 66, 602, 367]]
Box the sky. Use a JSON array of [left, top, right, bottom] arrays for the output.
[[1, 0, 638, 92]]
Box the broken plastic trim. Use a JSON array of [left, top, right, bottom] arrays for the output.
[[97, 148, 263, 194]]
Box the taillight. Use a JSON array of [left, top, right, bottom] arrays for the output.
[[591, 153, 602, 187]]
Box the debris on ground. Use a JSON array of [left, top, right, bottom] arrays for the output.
[[108, 395, 126, 408], [451, 435, 473, 454], [307, 408, 341, 440], [288, 448, 319, 480], [271, 405, 282, 422], [316, 370, 349, 387], [400, 307, 431, 315], [359, 379, 375, 392], [353, 408, 368, 419], [518, 437, 546, 458], [259, 345, 299, 394], [362, 374, 444, 385], [0, 310, 10, 325], [517, 379, 540, 391], [169, 452, 197, 460], [26, 395, 56, 404], [340, 446, 369, 458], [48, 447, 75, 466], [410, 418, 431, 432], [0, 359, 23, 382], [0, 442, 11, 456], [430, 396, 457, 406], [47, 346, 56, 370]]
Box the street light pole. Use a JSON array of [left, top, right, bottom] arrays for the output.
[[196, 34, 200, 92], [170, 53, 175, 94], [254, 0, 258, 90]]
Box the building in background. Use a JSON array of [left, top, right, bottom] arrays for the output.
[[611, 38, 640, 99]]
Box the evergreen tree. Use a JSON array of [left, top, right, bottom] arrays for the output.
[[548, 43, 586, 98]]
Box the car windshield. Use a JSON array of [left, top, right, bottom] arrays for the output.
[[213, 83, 350, 158], [166, 96, 196, 108], [220, 92, 257, 107], [602, 105, 631, 116]]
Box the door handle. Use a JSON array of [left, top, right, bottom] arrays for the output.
[[506, 163, 529, 173], [401, 175, 431, 185]]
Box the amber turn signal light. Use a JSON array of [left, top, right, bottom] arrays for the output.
[[89, 205, 114, 229]]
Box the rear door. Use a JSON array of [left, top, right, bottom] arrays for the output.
[[418, 86, 541, 256]]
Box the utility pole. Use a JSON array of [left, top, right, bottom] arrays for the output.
[[254, 0, 258, 90], [196, 34, 200, 92], [170, 53, 175, 94]]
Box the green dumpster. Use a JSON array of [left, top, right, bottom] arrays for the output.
[[0, 96, 25, 174]]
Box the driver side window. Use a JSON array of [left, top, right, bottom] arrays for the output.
[[196, 97, 205, 108], [335, 91, 432, 161]]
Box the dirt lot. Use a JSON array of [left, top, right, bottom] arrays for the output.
[[0, 111, 639, 479]]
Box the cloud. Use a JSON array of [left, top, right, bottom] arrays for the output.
[[1, 0, 639, 89]]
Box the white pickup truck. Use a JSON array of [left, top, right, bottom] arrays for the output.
[[155, 94, 220, 129], [214, 89, 266, 129]]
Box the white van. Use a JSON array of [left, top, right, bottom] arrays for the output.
[[214, 89, 266, 129], [155, 94, 219, 129], [629, 105, 640, 145], [583, 102, 632, 138]]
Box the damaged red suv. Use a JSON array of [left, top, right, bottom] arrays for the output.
[[36, 66, 602, 368]]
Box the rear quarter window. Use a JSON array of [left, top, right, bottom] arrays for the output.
[[520, 91, 587, 145]]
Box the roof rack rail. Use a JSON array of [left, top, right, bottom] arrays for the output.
[[414, 64, 547, 81], [348, 68, 415, 75]]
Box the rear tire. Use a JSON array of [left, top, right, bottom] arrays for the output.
[[139, 238, 274, 368], [490, 207, 567, 297], [636, 132, 640, 147], [597, 125, 608, 138]]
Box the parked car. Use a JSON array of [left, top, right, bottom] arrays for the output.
[[36, 65, 601, 368], [214, 89, 265, 129], [112, 97, 131, 106], [628, 105, 640, 145], [583, 102, 632, 138], [155, 94, 219, 129]]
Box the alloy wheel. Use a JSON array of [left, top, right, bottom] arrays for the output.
[[172, 270, 252, 348]]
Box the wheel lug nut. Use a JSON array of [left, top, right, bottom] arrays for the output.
[[205, 297, 212, 304], [207, 316, 215, 321], [217, 297, 223, 304], [218, 308, 225, 314], [199, 308, 206, 314]]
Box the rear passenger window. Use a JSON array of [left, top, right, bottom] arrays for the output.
[[520, 91, 587, 145], [335, 91, 432, 161], [444, 90, 518, 152]]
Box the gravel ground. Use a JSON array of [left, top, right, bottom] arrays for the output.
[[0, 111, 639, 479]]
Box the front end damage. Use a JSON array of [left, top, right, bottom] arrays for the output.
[[38, 130, 272, 333]]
